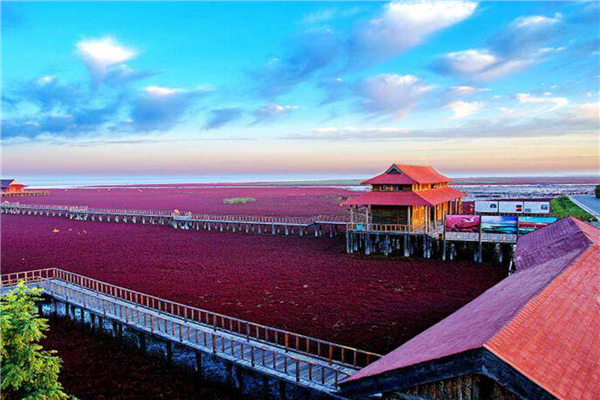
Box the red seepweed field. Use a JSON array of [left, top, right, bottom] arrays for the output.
[[2, 186, 505, 355]]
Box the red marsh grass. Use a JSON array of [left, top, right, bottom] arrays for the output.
[[2, 213, 504, 355]]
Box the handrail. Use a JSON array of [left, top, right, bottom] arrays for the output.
[[43, 278, 353, 389], [1, 268, 56, 287], [1, 202, 350, 226], [346, 222, 430, 233], [1, 268, 380, 369]]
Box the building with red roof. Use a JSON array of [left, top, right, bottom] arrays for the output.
[[339, 217, 599, 400], [0, 179, 25, 194], [342, 164, 464, 232]]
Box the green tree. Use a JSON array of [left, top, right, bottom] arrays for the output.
[[1, 282, 71, 400], [595, 184, 600, 199]]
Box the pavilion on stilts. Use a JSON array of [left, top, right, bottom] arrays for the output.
[[342, 164, 464, 257]]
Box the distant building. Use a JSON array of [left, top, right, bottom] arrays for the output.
[[342, 164, 464, 231], [340, 217, 600, 400], [1, 179, 25, 194]]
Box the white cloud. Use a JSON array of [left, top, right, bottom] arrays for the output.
[[357, 74, 433, 118], [313, 127, 339, 134], [448, 86, 489, 98], [434, 13, 565, 82], [445, 100, 485, 119], [514, 14, 562, 29], [516, 93, 569, 109], [37, 76, 56, 85], [253, 103, 298, 124], [568, 102, 599, 122], [77, 37, 136, 65], [351, 1, 477, 63], [436, 47, 564, 82], [307, 126, 411, 140], [145, 86, 182, 97], [76, 37, 137, 84], [439, 50, 497, 75]]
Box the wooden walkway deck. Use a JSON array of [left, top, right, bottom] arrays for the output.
[[1, 202, 348, 237], [1, 190, 50, 197], [1, 269, 379, 394]]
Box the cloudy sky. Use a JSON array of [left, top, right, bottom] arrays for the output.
[[2, 1, 599, 179]]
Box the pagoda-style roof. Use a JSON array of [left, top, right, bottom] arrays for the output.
[[0, 179, 24, 189], [341, 218, 600, 400], [341, 187, 464, 207], [362, 164, 452, 186]]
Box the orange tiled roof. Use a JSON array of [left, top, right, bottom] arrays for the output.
[[362, 164, 452, 185], [343, 218, 600, 400], [341, 187, 464, 207], [487, 244, 600, 400]]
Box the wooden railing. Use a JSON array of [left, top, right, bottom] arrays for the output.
[[2, 202, 70, 211], [1, 268, 56, 287], [1, 202, 349, 226], [346, 222, 428, 234], [43, 277, 352, 389], [69, 206, 172, 216], [188, 212, 314, 226], [1, 268, 380, 369], [1, 190, 50, 197], [314, 215, 350, 224]]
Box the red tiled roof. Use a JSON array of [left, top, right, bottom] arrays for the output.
[[341, 187, 464, 207], [486, 244, 600, 400], [362, 164, 452, 185], [515, 217, 599, 271], [344, 218, 600, 400], [361, 173, 417, 185], [1, 179, 23, 189]]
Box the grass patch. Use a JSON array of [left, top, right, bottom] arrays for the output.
[[222, 197, 256, 205], [551, 196, 595, 221]]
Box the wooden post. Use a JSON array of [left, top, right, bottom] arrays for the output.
[[442, 219, 447, 261], [139, 332, 147, 353], [166, 341, 173, 366], [195, 351, 203, 375]]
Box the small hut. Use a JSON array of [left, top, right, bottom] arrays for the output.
[[1, 179, 25, 194], [342, 164, 464, 232]]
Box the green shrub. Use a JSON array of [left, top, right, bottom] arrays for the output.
[[595, 184, 600, 199], [222, 197, 256, 205], [1, 282, 73, 400], [550, 196, 594, 221]]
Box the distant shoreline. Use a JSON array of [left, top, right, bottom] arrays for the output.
[[17, 175, 600, 190]]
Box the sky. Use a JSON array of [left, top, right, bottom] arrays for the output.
[[1, 1, 599, 180]]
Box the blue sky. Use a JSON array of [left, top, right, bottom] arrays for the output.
[[2, 1, 599, 178]]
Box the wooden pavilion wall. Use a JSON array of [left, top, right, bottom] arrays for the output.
[[371, 206, 410, 225], [385, 374, 522, 400]]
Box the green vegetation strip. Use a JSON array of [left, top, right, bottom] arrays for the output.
[[222, 197, 256, 205], [551, 196, 595, 221]]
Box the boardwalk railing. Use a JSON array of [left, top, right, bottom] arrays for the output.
[[188, 212, 314, 226], [70, 206, 172, 217], [1, 268, 380, 371], [1, 202, 348, 228], [346, 222, 429, 234], [1, 190, 50, 197]]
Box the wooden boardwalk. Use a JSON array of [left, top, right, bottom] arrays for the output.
[[1, 202, 348, 237], [1, 269, 379, 394]]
